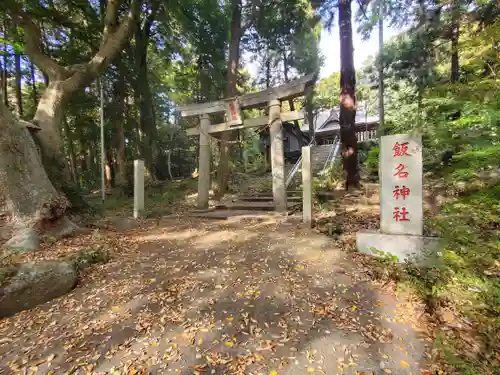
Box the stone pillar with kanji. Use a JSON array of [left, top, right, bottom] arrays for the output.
[[380, 134, 423, 236], [356, 134, 440, 264]]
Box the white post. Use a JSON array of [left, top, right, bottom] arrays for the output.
[[243, 149, 249, 172], [268, 99, 287, 212], [99, 78, 105, 202], [198, 114, 211, 209], [302, 146, 313, 227], [133, 160, 145, 218]]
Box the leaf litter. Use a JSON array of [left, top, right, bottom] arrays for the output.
[[0, 214, 452, 374]]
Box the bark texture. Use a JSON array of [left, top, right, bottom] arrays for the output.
[[338, 0, 360, 190], [216, 0, 242, 198], [113, 57, 127, 187], [0, 95, 70, 250]]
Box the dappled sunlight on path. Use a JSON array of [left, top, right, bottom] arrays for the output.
[[0, 216, 433, 375]]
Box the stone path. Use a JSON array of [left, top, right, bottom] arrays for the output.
[[0, 216, 433, 375]]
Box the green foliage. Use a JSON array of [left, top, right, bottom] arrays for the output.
[[0, 260, 17, 288], [313, 162, 343, 198], [364, 146, 379, 181], [65, 247, 110, 273]]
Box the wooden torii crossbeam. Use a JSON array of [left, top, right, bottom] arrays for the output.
[[178, 74, 316, 210]]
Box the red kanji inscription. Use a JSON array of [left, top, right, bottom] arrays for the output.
[[393, 207, 410, 222], [393, 185, 411, 200], [393, 164, 409, 178], [393, 142, 411, 157], [229, 102, 237, 120]]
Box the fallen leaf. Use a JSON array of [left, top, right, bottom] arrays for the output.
[[269, 371, 278, 375], [383, 370, 392, 374], [307, 367, 315, 373], [224, 341, 234, 348], [400, 360, 410, 368]]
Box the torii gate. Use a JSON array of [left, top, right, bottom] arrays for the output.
[[178, 74, 316, 211]]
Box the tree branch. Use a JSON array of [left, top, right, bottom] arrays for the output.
[[103, 0, 122, 41], [64, 0, 140, 90], [9, 13, 69, 80]]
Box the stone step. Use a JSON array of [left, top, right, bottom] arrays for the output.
[[238, 195, 302, 202], [188, 210, 280, 220], [216, 200, 300, 212], [249, 190, 302, 197]]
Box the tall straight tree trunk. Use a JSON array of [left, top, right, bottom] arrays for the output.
[[30, 61, 38, 111], [14, 53, 23, 117], [62, 117, 78, 185], [338, 0, 359, 190], [378, 0, 385, 131], [133, 4, 159, 178], [450, 0, 460, 83], [265, 49, 271, 88], [1, 24, 8, 107], [283, 53, 299, 128], [114, 57, 127, 187], [216, 0, 242, 198]]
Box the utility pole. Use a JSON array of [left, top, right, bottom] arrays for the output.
[[98, 78, 105, 202], [378, 0, 385, 132]]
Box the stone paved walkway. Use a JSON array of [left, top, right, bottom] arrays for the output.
[[0, 216, 433, 375]]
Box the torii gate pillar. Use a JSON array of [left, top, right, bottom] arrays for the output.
[[268, 99, 287, 212], [197, 114, 211, 209]]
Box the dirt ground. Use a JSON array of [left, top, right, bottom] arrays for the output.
[[0, 209, 436, 375]]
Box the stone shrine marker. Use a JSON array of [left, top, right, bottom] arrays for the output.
[[357, 134, 440, 263], [134, 159, 145, 218], [380, 134, 423, 236]]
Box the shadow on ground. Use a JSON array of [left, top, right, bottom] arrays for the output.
[[0, 216, 432, 375]]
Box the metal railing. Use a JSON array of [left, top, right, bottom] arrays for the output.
[[285, 138, 316, 188], [321, 136, 340, 173]]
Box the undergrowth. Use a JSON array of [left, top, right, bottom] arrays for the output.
[[65, 246, 110, 273], [389, 172, 499, 373]]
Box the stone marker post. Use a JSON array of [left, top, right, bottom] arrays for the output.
[[268, 99, 287, 212], [380, 134, 423, 235], [198, 114, 211, 209], [133, 160, 144, 219], [243, 149, 249, 172], [302, 146, 313, 227], [356, 134, 440, 263]]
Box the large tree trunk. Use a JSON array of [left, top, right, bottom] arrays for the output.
[[338, 0, 359, 190], [32, 80, 72, 190], [0, 96, 76, 251], [216, 0, 242, 198]]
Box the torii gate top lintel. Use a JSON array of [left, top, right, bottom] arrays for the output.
[[177, 73, 315, 118]]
